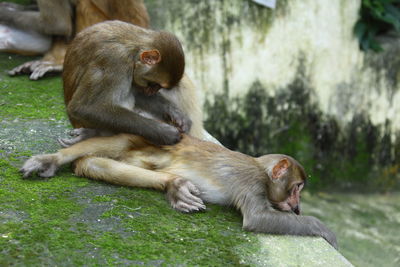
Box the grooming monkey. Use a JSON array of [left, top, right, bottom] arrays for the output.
[[0, 0, 149, 80], [59, 20, 217, 147], [21, 134, 338, 249]]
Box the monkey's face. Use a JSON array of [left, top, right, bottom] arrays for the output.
[[257, 155, 307, 215], [133, 49, 177, 96], [271, 182, 304, 215]]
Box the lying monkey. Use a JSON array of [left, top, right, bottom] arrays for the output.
[[21, 133, 337, 248]]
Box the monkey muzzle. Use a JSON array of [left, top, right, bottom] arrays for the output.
[[292, 205, 300, 215]]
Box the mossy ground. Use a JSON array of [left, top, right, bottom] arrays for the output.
[[1, 53, 399, 266]]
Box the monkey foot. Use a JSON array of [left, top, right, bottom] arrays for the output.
[[8, 60, 63, 80], [20, 154, 59, 178], [167, 178, 206, 213]]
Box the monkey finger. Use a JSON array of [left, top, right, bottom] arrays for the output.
[[57, 136, 82, 148], [69, 128, 85, 136], [57, 138, 73, 148], [173, 200, 202, 213], [8, 62, 31, 76], [177, 188, 204, 205], [30, 68, 47, 80], [29, 65, 53, 80], [20, 159, 43, 178], [175, 189, 206, 210], [177, 192, 205, 209]]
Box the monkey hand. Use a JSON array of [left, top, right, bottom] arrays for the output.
[[307, 216, 338, 249], [166, 177, 206, 213], [20, 154, 59, 178], [147, 123, 182, 145], [164, 107, 192, 134], [8, 60, 62, 80]]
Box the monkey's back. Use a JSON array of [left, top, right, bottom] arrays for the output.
[[62, 21, 153, 127]]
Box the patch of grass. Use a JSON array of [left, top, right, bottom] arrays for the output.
[[0, 54, 66, 121]]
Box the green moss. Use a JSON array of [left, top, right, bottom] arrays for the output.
[[0, 54, 66, 121]]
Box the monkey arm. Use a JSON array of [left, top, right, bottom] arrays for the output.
[[240, 195, 338, 249], [0, 0, 73, 36], [68, 103, 181, 146], [135, 93, 192, 133]]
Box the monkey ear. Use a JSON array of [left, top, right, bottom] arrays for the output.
[[140, 49, 161, 65], [271, 158, 291, 179]]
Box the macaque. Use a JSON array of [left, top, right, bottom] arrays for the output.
[[0, 0, 149, 80], [59, 20, 214, 147], [21, 134, 338, 249]]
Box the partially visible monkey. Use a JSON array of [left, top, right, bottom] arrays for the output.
[[21, 134, 338, 249], [0, 0, 149, 80], [59, 20, 216, 147]]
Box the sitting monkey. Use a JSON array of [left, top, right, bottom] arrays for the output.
[[21, 133, 338, 249]]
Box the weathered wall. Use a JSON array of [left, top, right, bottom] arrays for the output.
[[146, 0, 399, 190], [147, 0, 399, 129]]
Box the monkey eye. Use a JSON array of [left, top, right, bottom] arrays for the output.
[[288, 183, 304, 194]]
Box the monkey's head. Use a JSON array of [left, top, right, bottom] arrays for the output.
[[256, 154, 307, 215], [133, 31, 185, 96]]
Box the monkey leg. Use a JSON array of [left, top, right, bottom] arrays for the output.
[[21, 134, 138, 178], [74, 157, 206, 212], [8, 38, 67, 80], [74, 156, 168, 190]]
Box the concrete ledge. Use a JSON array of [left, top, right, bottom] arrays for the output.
[[239, 235, 353, 266]]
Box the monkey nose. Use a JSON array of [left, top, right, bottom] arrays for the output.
[[292, 205, 300, 215]]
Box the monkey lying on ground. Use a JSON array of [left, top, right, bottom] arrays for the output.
[[21, 133, 338, 249], [0, 0, 149, 80], [60, 20, 218, 147]]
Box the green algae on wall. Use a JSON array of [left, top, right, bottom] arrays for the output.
[[147, 0, 280, 49]]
